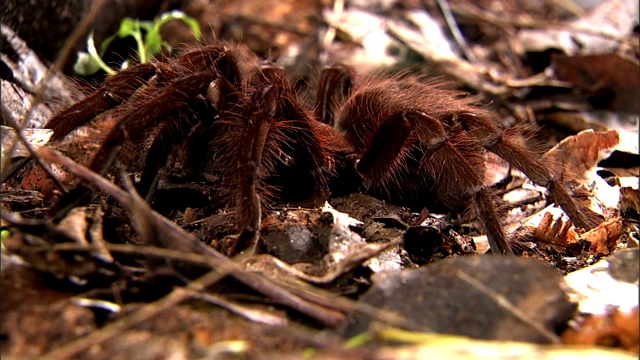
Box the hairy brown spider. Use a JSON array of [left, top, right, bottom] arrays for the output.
[[43, 44, 602, 255]]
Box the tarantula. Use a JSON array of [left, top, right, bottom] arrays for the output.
[[43, 44, 602, 255]]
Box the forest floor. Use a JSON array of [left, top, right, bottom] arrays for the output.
[[1, 0, 639, 359]]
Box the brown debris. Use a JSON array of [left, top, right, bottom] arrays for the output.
[[2, 0, 638, 358], [562, 307, 640, 353], [553, 54, 640, 114], [584, 218, 624, 255], [531, 211, 580, 247]]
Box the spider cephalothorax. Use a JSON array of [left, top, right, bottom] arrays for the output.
[[43, 44, 602, 255]]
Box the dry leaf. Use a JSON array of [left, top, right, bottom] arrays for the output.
[[584, 217, 624, 255], [517, 210, 622, 255], [531, 211, 579, 246], [552, 54, 640, 114], [518, 0, 639, 55], [562, 307, 639, 353], [542, 129, 620, 182]]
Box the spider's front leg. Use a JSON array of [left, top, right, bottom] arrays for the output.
[[233, 86, 278, 255], [135, 46, 243, 199], [314, 64, 354, 127], [212, 64, 344, 255], [209, 76, 277, 255], [356, 109, 514, 255], [45, 63, 157, 140], [50, 70, 219, 220]]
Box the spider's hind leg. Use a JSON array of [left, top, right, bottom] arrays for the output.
[[454, 112, 604, 230], [355, 109, 514, 255]]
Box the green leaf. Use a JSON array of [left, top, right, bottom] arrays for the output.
[[344, 333, 371, 349], [156, 10, 202, 41], [78, 32, 116, 75], [144, 31, 163, 56], [73, 10, 202, 75], [181, 16, 202, 40], [161, 41, 173, 54], [73, 51, 101, 75], [118, 18, 139, 38], [138, 20, 154, 33]]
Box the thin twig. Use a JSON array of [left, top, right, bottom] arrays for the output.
[[0, 0, 109, 185], [182, 288, 289, 326], [321, 0, 345, 51], [36, 146, 346, 326], [12, 239, 418, 332], [39, 268, 231, 360], [437, 0, 477, 63]]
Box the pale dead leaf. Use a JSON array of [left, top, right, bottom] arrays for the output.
[[57, 207, 91, 245], [562, 307, 639, 352], [518, 0, 639, 55], [542, 129, 620, 182]]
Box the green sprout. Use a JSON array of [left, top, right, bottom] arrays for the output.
[[74, 10, 202, 75], [343, 332, 371, 349]]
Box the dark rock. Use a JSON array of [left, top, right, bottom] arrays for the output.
[[343, 255, 576, 343]]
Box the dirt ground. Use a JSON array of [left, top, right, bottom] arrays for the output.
[[1, 0, 639, 359]]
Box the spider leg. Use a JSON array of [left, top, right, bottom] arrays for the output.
[[50, 70, 218, 220], [177, 45, 242, 88], [136, 111, 206, 201], [260, 64, 340, 200], [454, 113, 603, 230], [133, 46, 242, 200], [214, 64, 342, 254], [356, 109, 514, 255], [314, 64, 354, 127], [44, 63, 157, 140], [215, 77, 276, 255]]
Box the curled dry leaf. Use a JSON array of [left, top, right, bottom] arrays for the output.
[[562, 307, 640, 353], [531, 211, 580, 247], [584, 217, 624, 255], [542, 129, 620, 183], [520, 209, 623, 255], [514, 129, 623, 250], [0, 127, 54, 160], [322, 8, 405, 70]]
